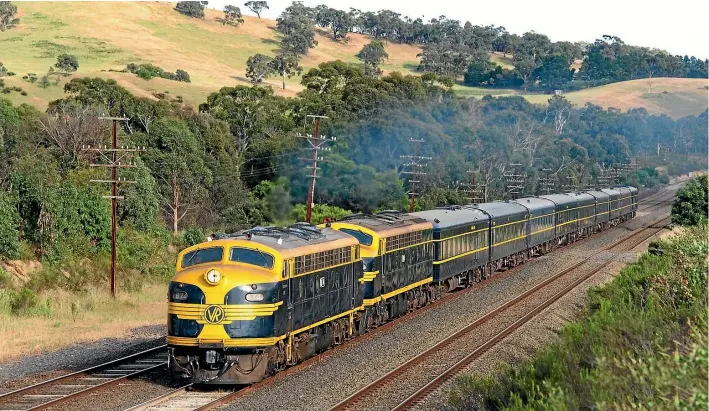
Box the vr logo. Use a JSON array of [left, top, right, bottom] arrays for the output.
[[204, 305, 225, 324]]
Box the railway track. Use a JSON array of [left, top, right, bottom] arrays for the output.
[[329, 215, 672, 411], [0, 345, 167, 411], [134, 194, 675, 411]]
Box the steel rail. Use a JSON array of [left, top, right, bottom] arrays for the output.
[[330, 215, 670, 411]]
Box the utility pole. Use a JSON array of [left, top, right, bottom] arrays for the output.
[[401, 138, 431, 212], [298, 115, 334, 224], [562, 175, 577, 192], [538, 168, 554, 195], [504, 163, 526, 199], [83, 117, 144, 298], [462, 170, 486, 203]]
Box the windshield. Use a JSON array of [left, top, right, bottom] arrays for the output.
[[339, 228, 373, 246], [230, 247, 274, 269], [181, 247, 223, 268]]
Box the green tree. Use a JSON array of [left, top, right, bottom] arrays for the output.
[[223, 5, 244, 26], [534, 54, 574, 90], [276, 2, 317, 56], [0, 1, 19, 31], [117, 157, 160, 231], [514, 58, 538, 91], [356, 40, 388, 78], [244, 0, 268, 18], [175, 1, 205, 18], [0, 191, 20, 260], [671, 175, 708, 226], [463, 60, 492, 86], [55, 54, 79, 73], [268, 54, 302, 89], [142, 118, 212, 234], [245, 53, 274, 83]]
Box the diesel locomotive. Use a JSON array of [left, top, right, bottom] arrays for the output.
[[167, 186, 637, 384]]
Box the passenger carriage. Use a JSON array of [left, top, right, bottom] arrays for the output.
[[539, 193, 578, 244], [471, 201, 529, 270], [512, 197, 556, 256]]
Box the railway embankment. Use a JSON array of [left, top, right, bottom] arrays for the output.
[[446, 198, 707, 409]]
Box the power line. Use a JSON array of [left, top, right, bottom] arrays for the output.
[[298, 115, 335, 224], [82, 117, 145, 298], [538, 168, 554, 195], [504, 163, 526, 199], [462, 170, 486, 203], [401, 138, 431, 212]]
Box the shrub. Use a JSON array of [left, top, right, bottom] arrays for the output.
[[0, 192, 21, 260], [0, 267, 12, 289], [126, 63, 191, 83], [9, 288, 38, 315], [55, 54, 79, 73], [182, 227, 205, 247], [175, 69, 191, 83], [175, 1, 205, 18]]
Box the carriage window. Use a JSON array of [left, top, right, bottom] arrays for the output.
[[182, 247, 223, 268], [229, 247, 274, 269]]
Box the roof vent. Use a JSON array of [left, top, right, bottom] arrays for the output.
[[434, 218, 440, 223]]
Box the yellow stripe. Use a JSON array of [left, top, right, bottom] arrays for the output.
[[530, 225, 555, 235], [492, 233, 526, 247], [168, 301, 283, 323], [385, 239, 433, 253], [291, 307, 362, 336], [493, 219, 526, 229], [432, 227, 489, 242], [434, 246, 487, 265], [167, 335, 287, 347], [292, 259, 358, 278], [361, 270, 379, 282]]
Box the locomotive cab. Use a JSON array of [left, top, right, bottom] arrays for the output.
[[168, 239, 288, 384]]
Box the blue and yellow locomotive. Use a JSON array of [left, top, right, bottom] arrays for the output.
[[167, 187, 637, 384]]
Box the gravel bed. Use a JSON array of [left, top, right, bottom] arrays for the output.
[[218, 187, 678, 411], [0, 324, 166, 393], [42, 366, 181, 411]]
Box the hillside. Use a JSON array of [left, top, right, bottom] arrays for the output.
[[0, 2, 706, 118]]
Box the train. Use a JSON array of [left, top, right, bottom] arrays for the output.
[[166, 186, 638, 384]]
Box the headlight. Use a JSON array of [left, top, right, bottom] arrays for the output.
[[172, 291, 188, 301], [245, 293, 264, 302], [205, 269, 221, 285]]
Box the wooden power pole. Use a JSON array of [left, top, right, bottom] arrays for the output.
[[299, 115, 334, 224], [83, 117, 144, 298], [401, 138, 431, 212]]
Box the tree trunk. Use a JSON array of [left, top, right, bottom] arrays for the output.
[[172, 172, 180, 234]]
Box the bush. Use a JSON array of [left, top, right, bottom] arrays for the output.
[[182, 227, 205, 247], [126, 63, 191, 83], [0, 267, 12, 289], [672, 175, 708, 226], [175, 1, 205, 18], [0, 192, 21, 260], [9, 288, 38, 315], [290, 204, 352, 225], [55, 54, 79, 73], [175, 69, 191, 83]]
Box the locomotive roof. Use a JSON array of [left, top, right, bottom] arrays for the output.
[[564, 192, 596, 205], [468, 201, 529, 218], [584, 190, 610, 200], [511, 197, 556, 214], [334, 211, 431, 236], [411, 206, 489, 230], [212, 224, 358, 256], [600, 188, 621, 198]]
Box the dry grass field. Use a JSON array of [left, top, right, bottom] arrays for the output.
[[0, 3, 706, 114], [0, 284, 165, 361]]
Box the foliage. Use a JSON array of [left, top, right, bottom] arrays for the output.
[[245, 53, 274, 83], [222, 5, 244, 26], [174, 1, 205, 18], [276, 1, 317, 56], [182, 227, 205, 247], [356, 40, 388, 78], [55, 54, 79, 73], [0, 1, 19, 32], [448, 227, 708, 410], [9, 288, 37, 315], [671, 175, 708, 226], [244, 0, 268, 18], [126, 63, 191, 83], [290, 203, 352, 225], [268, 54, 302, 89], [0, 191, 20, 260]]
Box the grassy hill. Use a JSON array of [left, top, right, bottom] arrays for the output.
[[1, 2, 706, 118]]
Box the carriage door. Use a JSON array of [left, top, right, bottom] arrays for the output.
[[284, 259, 293, 334]]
